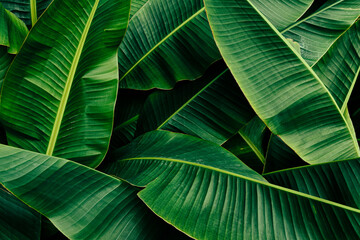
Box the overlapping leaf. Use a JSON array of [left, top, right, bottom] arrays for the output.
[[313, 20, 360, 111], [118, 0, 221, 90], [0, 144, 180, 240], [283, 0, 360, 65], [0, 3, 28, 84], [265, 158, 360, 209], [0, 0, 130, 167], [106, 131, 360, 240], [136, 63, 255, 144], [0, 0, 53, 26], [205, 0, 360, 164]]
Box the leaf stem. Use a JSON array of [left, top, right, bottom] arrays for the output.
[[30, 0, 37, 26]]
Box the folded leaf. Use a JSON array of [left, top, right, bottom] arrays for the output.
[[283, 0, 360, 65], [107, 131, 360, 240], [313, 20, 360, 112], [205, 0, 360, 163], [0, 0, 130, 167]]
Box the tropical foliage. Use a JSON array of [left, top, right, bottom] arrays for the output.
[[0, 0, 359, 239]]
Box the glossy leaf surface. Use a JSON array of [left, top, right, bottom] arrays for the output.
[[0, 0, 130, 167], [106, 131, 360, 240], [205, 0, 360, 164], [0, 144, 176, 240]]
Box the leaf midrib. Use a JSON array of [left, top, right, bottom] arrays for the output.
[[119, 7, 205, 81], [120, 156, 360, 213], [46, 0, 99, 156]]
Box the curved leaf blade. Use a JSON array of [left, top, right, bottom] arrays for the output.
[[118, 0, 221, 90], [251, 0, 313, 31], [283, 0, 360, 65], [106, 131, 360, 240], [205, 0, 359, 163], [0, 144, 181, 240], [264, 158, 360, 209], [313, 20, 360, 112], [0, 0, 130, 167]]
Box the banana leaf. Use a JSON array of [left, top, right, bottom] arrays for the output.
[[282, 0, 360, 65], [106, 131, 360, 240], [118, 0, 221, 90], [205, 0, 360, 164], [0, 144, 182, 240], [135, 62, 255, 145], [0, 0, 130, 167], [0, 0, 52, 27]]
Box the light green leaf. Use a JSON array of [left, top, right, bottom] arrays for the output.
[[205, 0, 360, 164], [136, 64, 255, 144], [283, 0, 360, 65], [0, 186, 41, 240], [0, 144, 176, 240], [0, 0, 130, 167], [106, 131, 360, 240]]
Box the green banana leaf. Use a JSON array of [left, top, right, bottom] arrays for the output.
[[264, 20, 360, 171], [282, 0, 360, 65], [0, 0, 130, 167], [0, 186, 41, 240], [135, 62, 255, 145], [119, 0, 317, 90], [0, 144, 183, 240], [313, 19, 360, 112], [0, 3, 28, 85], [264, 157, 360, 209], [0, 2, 28, 54], [205, 0, 360, 164], [250, 0, 313, 31], [0, 0, 52, 27], [105, 131, 360, 239], [130, 0, 148, 17], [222, 116, 267, 173], [118, 0, 221, 90]]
